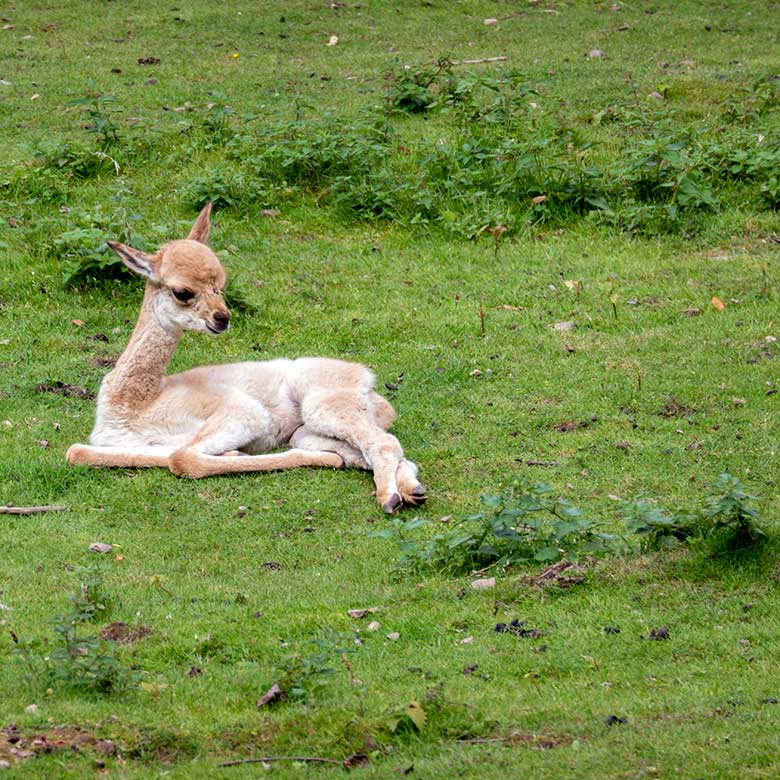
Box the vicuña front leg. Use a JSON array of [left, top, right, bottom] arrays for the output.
[[66, 444, 176, 469]]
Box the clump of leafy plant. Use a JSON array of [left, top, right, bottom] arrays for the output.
[[53, 185, 151, 283], [372, 482, 614, 575], [618, 499, 695, 550], [388, 57, 454, 113], [68, 81, 124, 147], [621, 473, 765, 552], [269, 632, 358, 703], [722, 75, 780, 123], [13, 564, 139, 695]]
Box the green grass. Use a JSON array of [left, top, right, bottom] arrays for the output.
[[2, 1, 780, 777]]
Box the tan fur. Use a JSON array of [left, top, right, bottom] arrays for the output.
[[66, 204, 426, 513]]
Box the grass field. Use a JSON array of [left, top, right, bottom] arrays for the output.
[[2, 1, 780, 777]]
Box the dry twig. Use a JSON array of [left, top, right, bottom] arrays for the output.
[[0, 505, 67, 515], [218, 756, 341, 768]]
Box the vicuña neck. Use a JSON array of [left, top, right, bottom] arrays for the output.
[[105, 284, 181, 409]]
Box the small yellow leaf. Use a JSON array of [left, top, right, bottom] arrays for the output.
[[711, 296, 726, 311], [405, 700, 427, 731]]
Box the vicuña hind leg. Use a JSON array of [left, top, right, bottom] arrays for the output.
[[168, 401, 343, 478], [290, 426, 369, 469], [300, 391, 425, 513]]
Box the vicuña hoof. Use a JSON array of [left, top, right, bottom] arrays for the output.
[[381, 493, 403, 514], [405, 484, 428, 506]]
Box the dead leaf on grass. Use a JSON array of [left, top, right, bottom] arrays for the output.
[[348, 607, 379, 619], [521, 559, 589, 589], [405, 701, 426, 731], [256, 683, 284, 708]]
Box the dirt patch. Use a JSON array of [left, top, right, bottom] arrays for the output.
[[35, 381, 95, 400], [89, 355, 118, 369], [659, 396, 694, 418], [459, 730, 577, 750], [100, 621, 152, 644], [553, 416, 597, 432], [0, 724, 116, 765]]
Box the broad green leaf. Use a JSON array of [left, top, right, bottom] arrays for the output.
[[405, 700, 427, 731]]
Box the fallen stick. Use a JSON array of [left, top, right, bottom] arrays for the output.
[[218, 756, 341, 768], [451, 56, 508, 65], [0, 505, 67, 515]]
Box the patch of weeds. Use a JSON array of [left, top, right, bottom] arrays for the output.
[[376, 474, 765, 577], [125, 727, 200, 764], [388, 56, 455, 113], [12, 564, 140, 695], [68, 81, 124, 147], [619, 499, 695, 550], [621, 129, 717, 221], [199, 91, 237, 146], [721, 75, 780, 123], [182, 163, 273, 209], [53, 186, 151, 284], [0, 138, 118, 202], [264, 632, 358, 704], [761, 176, 780, 210], [388, 683, 496, 743], [372, 481, 614, 575], [621, 473, 765, 552]]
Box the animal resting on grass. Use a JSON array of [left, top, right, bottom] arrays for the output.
[[66, 204, 427, 513]]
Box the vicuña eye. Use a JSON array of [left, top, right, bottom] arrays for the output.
[[172, 288, 195, 303]]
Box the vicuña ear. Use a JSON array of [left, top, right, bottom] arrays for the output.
[[107, 241, 159, 281], [187, 202, 213, 244]]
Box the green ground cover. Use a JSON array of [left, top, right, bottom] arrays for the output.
[[1, 1, 780, 777]]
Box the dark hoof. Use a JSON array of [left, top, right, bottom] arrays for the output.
[[382, 493, 403, 514], [404, 484, 428, 506]]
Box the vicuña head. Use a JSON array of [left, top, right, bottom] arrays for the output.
[[106, 202, 231, 335]]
